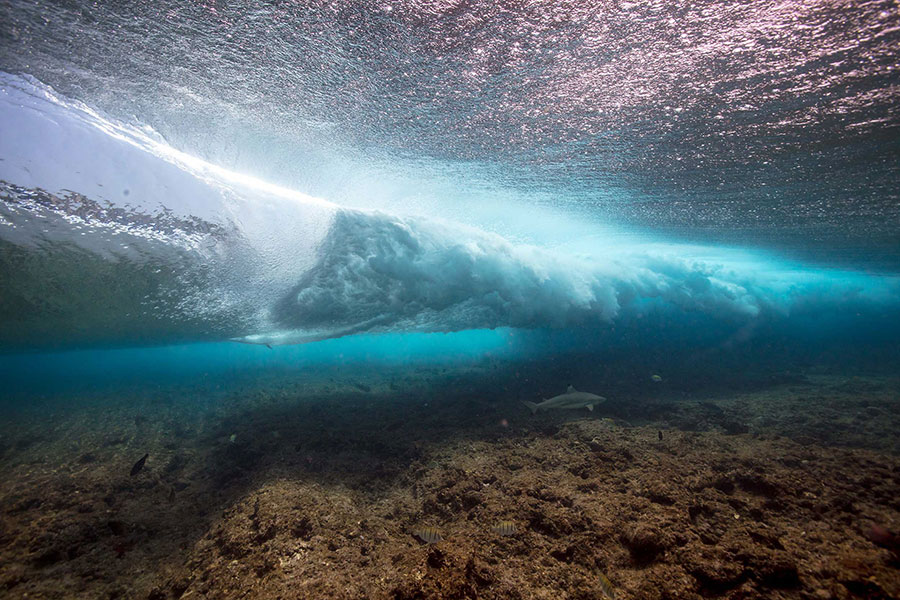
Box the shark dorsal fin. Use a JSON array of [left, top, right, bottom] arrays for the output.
[[567, 385, 577, 393]]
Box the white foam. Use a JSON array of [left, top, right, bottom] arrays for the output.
[[246, 209, 900, 344]]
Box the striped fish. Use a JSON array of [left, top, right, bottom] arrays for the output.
[[597, 569, 616, 599], [492, 521, 518, 536], [413, 526, 442, 544]]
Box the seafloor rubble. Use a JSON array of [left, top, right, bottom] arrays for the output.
[[0, 368, 898, 599]]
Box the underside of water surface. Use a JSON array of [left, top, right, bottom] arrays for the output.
[[1, 1, 899, 599]]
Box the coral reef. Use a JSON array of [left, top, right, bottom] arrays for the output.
[[0, 370, 898, 599]]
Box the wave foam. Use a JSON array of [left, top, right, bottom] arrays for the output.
[[241, 209, 898, 345]]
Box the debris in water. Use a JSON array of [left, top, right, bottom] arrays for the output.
[[129, 453, 149, 476], [597, 569, 617, 599], [413, 526, 443, 544], [492, 521, 518, 536], [651, 374, 663, 382], [228, 433, 237, 443]]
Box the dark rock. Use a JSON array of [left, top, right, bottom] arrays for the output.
[[736, 474, 781, 498], [841, 578, 888, 597], [759, 556, 800, 588], [292, 516, 314, 540], [621, 525, 668, 565], [465, 556, 494, 586], [550, 545, 577, 563], [253, 522, 277, 545], [748, 531, 785, 551], [713, 476, 736, 494], [426, 547, 446, 569], [147, 588, 166, 600], [688, 504, 715, 523], [528, 509, 575, 538], [722, 421, 750, 435], [107, 520, 127, 536], [32, 548, 64, 567], [169, 578, 190, 597], [691, 560, 748, 594], [645, 490, 676, 506], [163, 454, 188, 474]]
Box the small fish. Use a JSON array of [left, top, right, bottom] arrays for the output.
[[129, 453, 149, 476], [413, 526, 443, 544], [522, 385, 605, 414], [492, 521, 518, 536], [650, 374, 663, 382], [658, 430, 663, 441], [597, 569, 616, 599]]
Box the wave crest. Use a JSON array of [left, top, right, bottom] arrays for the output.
[[255, 210, 785, 344]]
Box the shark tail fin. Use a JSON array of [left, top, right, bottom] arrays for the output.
[[522, 401, 540, 415]]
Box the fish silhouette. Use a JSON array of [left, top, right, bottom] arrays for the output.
[[129, 453, 149, 476]]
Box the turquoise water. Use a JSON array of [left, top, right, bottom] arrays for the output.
[[0, 330, 517, 399], [0, 0, 898, 401], [3, 300, 898, 405]]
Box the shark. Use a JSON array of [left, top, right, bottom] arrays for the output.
[[523, 385, 606, 414]]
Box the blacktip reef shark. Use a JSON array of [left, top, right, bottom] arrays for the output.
[[523, 385, 606, 414]]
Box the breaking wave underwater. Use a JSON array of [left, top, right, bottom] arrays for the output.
[[1, 72, 899, 359]]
